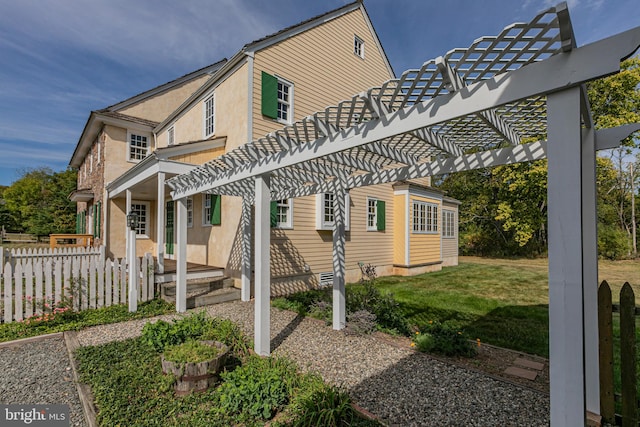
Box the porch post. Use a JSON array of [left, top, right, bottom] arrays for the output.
[[241, 197, 252, 302], [547, 86, 586, 426], [332, 190, 346, 330], [175, 197, 187, 313], [254, 174, 271, 356], [125, 189, 131, 261], [582, 126, 600, 416], [157, 172, 165, 274]]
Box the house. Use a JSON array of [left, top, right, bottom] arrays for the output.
[[69, 1, 459, 297]]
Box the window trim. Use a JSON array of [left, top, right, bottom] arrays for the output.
[[412, 200, 438, 234], [130, 201, 150, 239], [273, 198, 293, 229], [127, 130, 150, 162], [202, 194, 212, 227], [354, 35, 365, 59], [366, 197, 378, 231], [186, 197, 193, 228], [203, 92, 215, 138], [276, 76, 294, 125], [316, 193, 350, 231], [442, 209, 456, 238]]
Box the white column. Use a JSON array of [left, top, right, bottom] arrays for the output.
[[125, 189, 131, 261], [156, 172, 165, 274], [547, 86, 586, 426], [254, 175, 271, 356], [175, 197, 188, 313], [241, 197, 252, 302], [332, 190, 346, 330], [582, 127, 600, 416]]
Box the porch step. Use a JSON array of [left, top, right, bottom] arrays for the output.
[[160, 277, 239, 309], [163, 286, 241, 309]]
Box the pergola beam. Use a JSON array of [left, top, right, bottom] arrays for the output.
[[170, 26, 640, 201]]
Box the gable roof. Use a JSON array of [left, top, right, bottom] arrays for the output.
[[155, 0, 394, 134]]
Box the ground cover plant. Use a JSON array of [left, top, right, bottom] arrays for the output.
[[0, 299, 173, 343], [77, 312, 380, 427]]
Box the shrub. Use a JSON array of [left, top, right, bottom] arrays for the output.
[[347, 280, 410, 335], [163, 340, 221, 363], [345, 310, 377, 336], [308, 300, 332, 323], [413, 321, 477, 358], [200, 318, 250, 357], [218, 356, 299, 421], [141, 311, 217, 352], [291, 385, 355, 427], [598, 223, 630, 260]]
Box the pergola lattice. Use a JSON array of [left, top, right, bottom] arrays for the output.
[[164, 3, 640, 425]]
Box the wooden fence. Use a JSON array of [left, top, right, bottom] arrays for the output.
[[0, 246, 104, 269], [0, 253, 155, 324], [599, 281, 638, 427]]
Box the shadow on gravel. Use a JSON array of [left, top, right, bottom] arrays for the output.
[[348, 352, 550, 427], [271, 314, 305, 352]]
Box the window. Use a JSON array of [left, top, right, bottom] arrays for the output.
[[270, 199, 292, 228], [202, 194, 221, 226], [316, 193, 350, 230], [168, 126, 175, 146], [128, 132, 149, 161], [203, 93, 215, 137], [443, 209, 456, 238], [354, 35, 364, 58], [366, 198, 386, 231], [261, 72, 293, 124], [277, 79, 291, 123], [412, 200, 438, 233], [186, 197, 193, 228], [130, 202, 149, 237]]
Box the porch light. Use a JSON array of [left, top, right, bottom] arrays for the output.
[[127, 212, 138, 230]]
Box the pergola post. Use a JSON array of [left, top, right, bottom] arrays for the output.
[[547, 86, 591, 426], [254, 175, 271, 356], [175, 197, 187, 313], [241, 197, 253, 302], [332, 190, 346, 330], [582, 127, 600, 417], [156, 172, 165, 275]]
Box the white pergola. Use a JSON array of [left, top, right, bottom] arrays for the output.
[[167, 3, 640, 425]]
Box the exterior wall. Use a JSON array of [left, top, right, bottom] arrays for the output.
[[251, 8, 392, 141], [108, 198, 155, 258], [102, 125, 145, 184], [169, 146, 226, 164], [408, 194, 442, 266], [442, 200, 459, 266], [157, 65, 249, 148], [118, 75, 211, 122], [393, 192, 406, 266], [75, 131, 106, 246]]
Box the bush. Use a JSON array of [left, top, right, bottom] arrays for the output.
[[290, 385, 355, 427], [598, 223, 630, 260], [346, 281, 410, 335], [141, 311, 216, 352], [218, 356, 299, 421], [413, 321, 477, 358], [163, 340, 221, 363], [345, 310, 376, 336]]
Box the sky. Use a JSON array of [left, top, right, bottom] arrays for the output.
[[0, 0, 637, 186]]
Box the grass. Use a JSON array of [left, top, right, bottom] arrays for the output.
[[0, 299, 174, 343]]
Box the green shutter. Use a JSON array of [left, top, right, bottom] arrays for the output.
[[81, 211, 86, 233], [376, 200, 386, 231], [210, 195, 221, 225], [261, 71, 278, 119], [270, 201, 278, 228], [96, 202, 101, 238], [76, 212, 81, 234]]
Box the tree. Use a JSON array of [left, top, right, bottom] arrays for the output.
[[2, 167, 77, 236]]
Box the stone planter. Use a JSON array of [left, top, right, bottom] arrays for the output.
[[161, 340, 229, 396]]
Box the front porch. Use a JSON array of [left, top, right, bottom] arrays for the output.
[[154, 258, 225, 284]]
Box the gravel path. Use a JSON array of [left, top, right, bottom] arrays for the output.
[[0, 337, 86, 427], [0, 301, 550, 427]]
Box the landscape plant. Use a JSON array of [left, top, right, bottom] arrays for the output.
[[413, 321, 477, 358], [163, 340, 222, 364]]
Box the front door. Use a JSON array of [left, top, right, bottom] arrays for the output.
[[166, 201, 174, 256]]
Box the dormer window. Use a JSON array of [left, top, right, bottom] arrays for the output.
[[354, 35, 364, 59], [128, 132, 149, 161]]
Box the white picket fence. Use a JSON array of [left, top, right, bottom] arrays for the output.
[[0, 253, 155, 324], [0, 246, 104, 269]]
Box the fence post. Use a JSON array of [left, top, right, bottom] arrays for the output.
[[620, 282, 638, 427], [3, 263, 12, 323], [598, 281, 615, 424]]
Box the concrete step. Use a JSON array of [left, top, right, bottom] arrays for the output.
[[160, 277, 234, 298], [163, 287, 241, 309]]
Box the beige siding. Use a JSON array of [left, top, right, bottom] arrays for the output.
[[169, 146, 226, 165], [118, 75, 211, 122], [442, 202, 459, 266], [251, 9, 392, 141], [408, 195, 442, 265], [158, 65, 249, 148], [393, 193, 406, 265]]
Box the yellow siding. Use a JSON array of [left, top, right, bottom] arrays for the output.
[[169, 146, 225, 164], [119, 75, 211, 122], [251, 8, 392, 141], [393, 193, 406, 265], [103, 125, 140, 184], [442, 201, 459, 265], [408, 195, 442, 265]]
